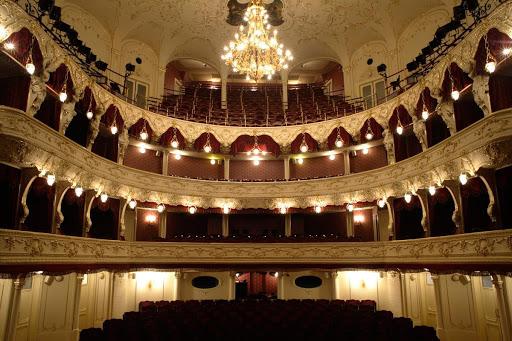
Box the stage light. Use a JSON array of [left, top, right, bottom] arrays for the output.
[[95, 60, 108, 71], [157, 204, 165, 213], [128, 199, 137, 209], [428, 186, 436, 196], [404, 193, 412, 203], [188, 206, 197, 214], [406, 61, 418, 72], [459, 173, 468, 185], [174, 153, 182, 160], [377, 199, 386, 208], [100, 193, 108, 203], [46, 174, 56, 186], [74, 186, 83, 197]]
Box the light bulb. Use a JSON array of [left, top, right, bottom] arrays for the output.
[[174, 153, 182, 160], [59, 91, 67, 103], [485, 61, 496, 74], [189, 206, 197, 214], [171, 139, 179, 149], [4, 42, 15, 50], [300, 143, 308, 153], [253, 159, 260, 166], [377, 199, 386, 208], [157, 204, 165, 213], [503, 47, 511, 56], [365, 132, 374, 141], [404, 193, 412, 203], [451, 89, 460, 101], [252, 148, 260, 155], [421, 109, 429, 121], [396, 125, 403, 135], [46, 174, 56, 186], [297, 158, 304, 165], [128, 199, 137, 209], [86, 111, 93, 120], [223, 206, 230, 214], [362, 148, 369, 155], [274, 272, 279, 278], [74, 186, 83, 197], [204, 144, 212, 153], [140, 131, 148, 141], [314, 206, 322, 214], [145, 214, 157, 223], [335, 139, 343, 148], [138, 146, 146, 154], [328, 154, 336, 161], [279, 207, 287, 214], [26, 62, 35, 75], [100, 193, 108, 203], [110, 125, 118, 135], [346, 203, 354, 212], [459, 173, 468, 185], [210, 159, 216, 165], [428, 186, 436, 196]]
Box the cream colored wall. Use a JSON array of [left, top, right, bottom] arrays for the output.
[[280, 271, 333, 300], [180, 272, 231, 301], [0, 278, 13, 341]]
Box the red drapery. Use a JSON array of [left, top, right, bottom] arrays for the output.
[[359, 118, 383, 141], [326, 126, 354, 149], [290, 132, 318, 153], [393, 196, 423, 240], [229, 134, 281, 156], [441, 63, 473, 101], [473, 28, 512, 76], [193, 132, 221, 153], [128, 118, 154, 141], [101, 105, 125, 130], [159, 127, 186, 148], [5, 28, 44, 75], [461, 177, 492, 233], [47, 64, 75, 99]]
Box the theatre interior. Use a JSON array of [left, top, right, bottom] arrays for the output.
[[1, 0, 512, 340]]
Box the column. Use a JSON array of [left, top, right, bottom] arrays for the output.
[[331, 271, 339, 300], [346, 211, 354, 237], [162, 151, 169, 176], [477, 168, 501, 226], [343, 151, 351, 175], [443, 179, 464, 234], [71, 273, 84, 340], [174, 272, 182, 301], [371, 207, 379, 241], [382, 129, 396, 165], [416, 189, 430, 237], [223, 157, 230, 180], [222, 214, 229, 237], [491, 274, 512, 341], [281, 70, 288, 110], [5, 275, 25, 341], [386, 198, 395, 240], [430, 274, 447, 340], [228, 272, 236, 300], [277, 273, 286, 299], [399, 272, 408, 317], [221, 76, 227, 110], [159, 210, 167, 239], [53, 181, 70, 234], [117, 198, 127, 240], [284, 213, 292, 237], [117, 128, 129, 164], [284, 157, 290, 180]]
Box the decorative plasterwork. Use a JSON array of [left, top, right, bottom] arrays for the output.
[[1, 107, 511, 209], [1, 228, 511, 266], [1, 1, 512, 146]]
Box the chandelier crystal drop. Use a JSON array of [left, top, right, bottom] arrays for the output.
[[221, 0, 293, 81]]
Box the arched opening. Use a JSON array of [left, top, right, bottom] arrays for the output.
[[441, 62, 484, 131], [496, 165, 512, 227], [350, 119, 388, 173], [415, 88, 450, 147], [389, 105, 422, 162], [34, 63, 74, 131], [393, 195, 424, 240], [159, 126, 186, 149], [461, 177, 492, 233], [89, 196, 120, 240], [91, 105, 124, 162], [474, 28, 512, 112], [428, 187, 456, 236], [193, 132, 221, 153], [23, 177, 55, 233], [123, 119, 162, 174], [60, 188, 85, 237], [0, 163, 22, 229], [65, 87, 96, 147]]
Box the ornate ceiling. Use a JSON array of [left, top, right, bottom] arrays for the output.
[[57, 0, 457, 72]]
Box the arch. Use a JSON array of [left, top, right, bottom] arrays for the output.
[[230, 135, 281, 157], [290, 133, 319, 153], [3, 27, 44, 76], [326, 126, 354, 149], [359, 118, 384, 142], [159, 126, 186, 148], [415, 87, 450, 147], [58, 187, 86, 236], [428, 187, 456, 236], [128, 118, 155, 142], [166, 37, 223, 74], [461, 177, 492, 233], [89, 196, 120, 240], [23, 177, 55, 233], [389, 105, 422, 162], [91, 105, 124, 162], [66, 87, 97, 147], [393, 195, 424, 240], [193, 132, 222, 153]]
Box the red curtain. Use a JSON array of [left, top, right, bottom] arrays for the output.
[[128, 118, 154, 141], [461, 177, 492, 233], [441, 63, 473, 101], [393, 196, 423, 240], [414, 88, 438, 118], [101, 105, 124, 130], [290, 133, 318, 153], [229, 134, 281, 156], [159, 127, 186, 147], [5, 28, 44, 75], [389, 106, 421, 162], [453, 97, 484, 131], [474, 28, 512, 76], [47, 64, 74, 98], [426, 114, 450, 147], [34, 96, 61, 131], [193, 132, 221, 153], [359, 118, 383, 141], [326, 126, 353, 149], [66, 87, 96, 146], [0, 76, 30, 111]]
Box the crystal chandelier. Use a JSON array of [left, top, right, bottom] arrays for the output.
[[221, 0, 293, 81]]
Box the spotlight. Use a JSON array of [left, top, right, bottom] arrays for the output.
[[453, 5, 466, 21], [110, 124, 118, 135], [404, 193, 412, 203], [415, 54, 426, 65], [459, 173, 468, 185], [328, 154, 336, 161], [406, 61, 418, 72], [503, 48, 511, 56], [4, 42, 15, 50], [128, 199, 137, 209], [78, 45, 91, 56], [95, 60, 108, 71], [223, 206, 230, 214], [377, 199, 386, 208], [125, 63, 136, 72], [422, 107, 429, 121], [422, 46, 433, 56], [49, 6, 61, 21], [428, 186, 436, 196], [297, 158, 304, 165], [38, 0, 56, 12], [46, 174, 56, 186], [314, 206, 322, 214], [86, 110, 93, 120], [25, 61, 35, 75], [189, 206, 197, 214], [377, 63, 387, 74], [74, 186, 83, 197], [210, 159, 216, 165], [346, 203, 354, 212], [362, 148, 369, 155], [86, 52, 97, 64], [138, 146, 146, 154], [157, 204, 165, 213], [100, 193, 108, 203], [174, 153, 182, 160], [54, 20, 71, 32]]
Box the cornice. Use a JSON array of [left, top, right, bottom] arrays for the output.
[[0, 0, 511, 145], [1, 107, 512, 209], [1, 229, 511, 267]]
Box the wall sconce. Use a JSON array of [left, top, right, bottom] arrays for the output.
[[145, 214, 157, 224], [354, 214, 364, 225]]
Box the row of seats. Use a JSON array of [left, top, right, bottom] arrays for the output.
[[159, 234, 362, 243], [80, 299, 439, 341]]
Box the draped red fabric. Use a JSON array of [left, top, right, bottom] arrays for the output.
[[66, 88, 96, 147], [128, 118, 154, 141], [5, 28, 44, 75], [47, 64, 75, 99], [359, 118, 383, 141], [290, 133, 318, 153], [389, 106, 421, 162], [75, 87, 97, 114], [0, 76, 30, 111], [326, 126, 353, 149], [414, 88, 438, 118], [441, 63, 473, 101], [193, 132, 221, 153], [159, 127, 186, 148], [461, 177, 492, 233], [23, 177, 55, 234], [489, 74, 512, 112], [426, 114, 450, 147], [393, 196, 423, 240], [428, 187, 456, 236], [101, 105, 124, 130], [389, 105, 412, 129], [229, 134, 281, 156], [474, 28, 512, 76], [34, 96, 61, 131], [453, 97, 484, 131], [93, 104, 123, 162]]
